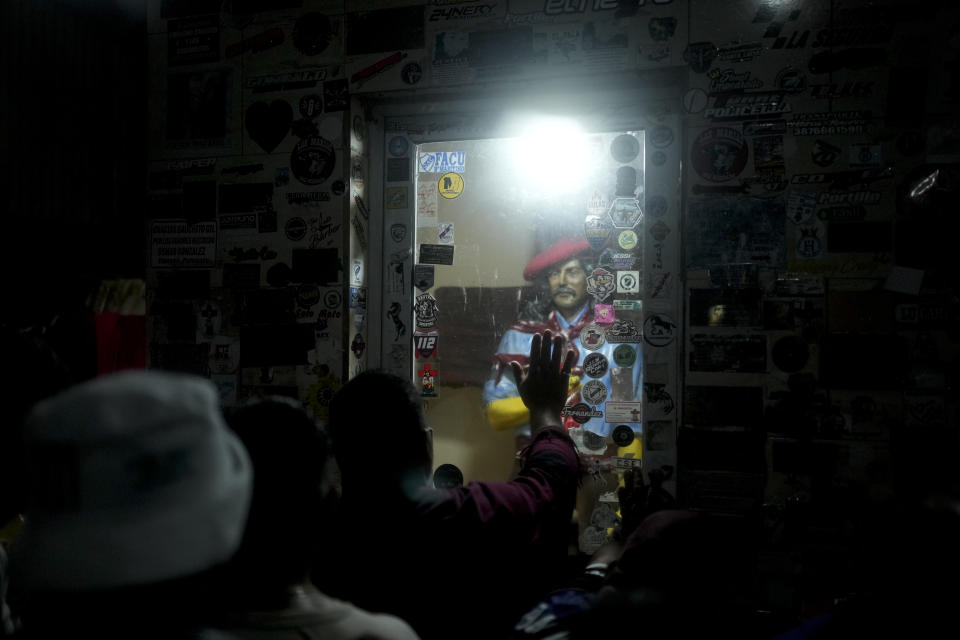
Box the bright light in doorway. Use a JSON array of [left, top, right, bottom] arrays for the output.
[[510, 117, 588, 194]]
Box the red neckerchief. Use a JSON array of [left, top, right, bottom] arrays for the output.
[[492, 308, 594, 384]]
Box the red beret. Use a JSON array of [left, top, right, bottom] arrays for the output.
[[523, 238, 591, 281]]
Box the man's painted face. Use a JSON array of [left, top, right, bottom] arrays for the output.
[[548, 258, 588, 316]]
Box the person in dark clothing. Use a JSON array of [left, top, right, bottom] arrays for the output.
[[321, 330, 581, 640]]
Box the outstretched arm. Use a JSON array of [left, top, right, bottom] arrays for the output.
[[509, 330, 576, 433]]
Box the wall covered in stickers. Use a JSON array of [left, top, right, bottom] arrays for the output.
[[147, 0, 960, 608]]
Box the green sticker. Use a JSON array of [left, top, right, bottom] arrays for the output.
[[613, 344, 636, 367]]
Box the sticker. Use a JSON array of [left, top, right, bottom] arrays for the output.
[[579, 323, 606, 351], [584, 214, 612, 251], [417, 179, 438, 223], [390, 223, 407, 243], [433, 464, 463, 489], [298, 94, 323, 118], [419, 363, 437, 396], [607, 197, 642, 229], [586, 268, 616, 302], [409, 330, 438, 361], [290, 136, 335, 185], [644, 420, 672, 451], [401, 61, 423, 85], [643, 314, 677, 347], [583, 352, 609, 378], [296, 284, 321, 310], [617, 230, 638, 250], [753, 135, 784, 173], [683, 88, 708, 114], [387, 249, 408, 296], [796, 227, 822, 258], [151, 220, 217, 268], [282, 216, 306, 241], [691, 127, 748, 183], [612, 344, 635, 367], [438, 222, 454, 244], [386, 301, 407, 341], [604, 402, 642, 423], [579, 525, 608, 554], [438, 172, 464, 199], [683, 41, 718, 73], [386, 186, 408, 209], [561, 402, 604, 424], [349, 287, 367, 310], [610, 134, 640, 163], [594, 304, 615, 324], [648, 220, 670, 242], [323, 289, 342, 309], [227, 27, 283, 58], [787, 191, 817, 225], [414, 293, 439, 329], [811, 139, 841, 167], [686, 198, 786, 268], [650, 150, 666, 166], [605, 319, 643, 343], [582, 380, 608, 405], [387, 157, 410, 182], [689, 289, 761, 327], [612, 424, 635, 447], [617, 270, 640, 294], [388, 135, 409, 157], [419, 244, 455, 265], [244, 100, 292, 153], [414, 264, 435, 291], [772, 335, 809, 373], [650, 125, 675, 149], [849, 143, 881, 168], [647, 195, 667, 219], [418, 151, 466, 173], [351, 333, 365, 358], [609, 366, 634, 402], [168, 16, 219, 66], [354, 310, 365, 332], [350, 259, 364, 286]]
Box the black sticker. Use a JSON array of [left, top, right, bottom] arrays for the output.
[[290, 136, 335, 185], [386, 301, 407, 341], [433, 463, 463, 489], [414, 264, 435, 291], [245, 100, 292, 153], [285, 216, 308, 241], [322, 79, 348, 112], [582, 430, 608, 451], [387, 157, 410, 182], [612, 424, 635, 447], [419, 244, 454, 265], [402, 62, 423, 85], [240, 324, 314, 366], [299, 94, 323, 118], [583, 352, 609, 378], [265, 262, 292, 288]]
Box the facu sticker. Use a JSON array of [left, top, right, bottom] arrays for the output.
[[586, 268, 616, 302], [419, 363, 437, 396], [612, 344, 636, 367], [582, 380, 608, 405], [617, 230, 638, 250], [617, 270, 640, 294], [691, 127, 748, 183], [643, 313, 677, 347], [290, 136, 335, 185], [580, 323, 606, 351], [418, 151, 465, 173], [414, 293, 439, 329], [594, 304, 615, 324], [438, 172, 464, 199], [583, 352, 609, 378], [413, 330, 439, 359]]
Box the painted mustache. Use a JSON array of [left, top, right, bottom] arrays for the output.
[[553, 286, 577, 297]]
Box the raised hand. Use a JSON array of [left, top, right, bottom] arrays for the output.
[[509, 330, 576, 432]]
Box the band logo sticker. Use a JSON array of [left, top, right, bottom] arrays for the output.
[[290, 136, 335, 185], [586, 268, 616, 302], [413, 330, 439, 359], [562, 402, 604, 424], [583, 352, 609, 378], [419, 363, 437, 396], [415, 293, 439, 329], [418, 151, 466, 173], [605, 319, 642, 343], [438, 172, 464, 199], [691, 127, 748, 182], [604, 402, 642, 423], [580, 323, 606, 351], [608, 198, 642, 229], [617, 270, 640, 294], [582, 380, 608, 405], [643, 313, 676, 347], [612, 344, 636, 367]]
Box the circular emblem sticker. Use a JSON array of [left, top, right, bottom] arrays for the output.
[[610, 134, 640, 163], [582, 380, 608, 405], [401, 62, 423, 85], [650, 125, 674, 149], [643, 313, 677, 347], [285, 216, 307, 241], [612, 424, 635, 447], [651, 150, 667, 166], [613, 344, 636, 367], [583, 352, 609, 378], [580, 323, 606, 351], [433, 463, 464, 489], [438, 172, 464, 199], [691, 127, 748, 183], [388, 136, 409, 157], [647, 194, 668, 218], [618, 230, 638, 250], [290, 136, 335, 185]]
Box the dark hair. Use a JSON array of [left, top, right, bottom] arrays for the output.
[[328, 370, 431, 495], [520, 252, 596, 322], [226, 396, 330, 587]]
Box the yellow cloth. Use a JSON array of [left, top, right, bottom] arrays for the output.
[[486, 376, 580, 431]]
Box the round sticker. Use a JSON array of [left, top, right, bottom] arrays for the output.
[[401, 62, 423, 85], [290, 136, 335, 185], [643, 313, 677, 347], [612, 424, 635, 447], [582, 380, 608, 405], [285, 216, 307, 241], [433, 463, 464, 489], [388, 136, 409, 157], [323, 289, 342, 309], [583, 352, 609, 378], [613, 344, 636, 367], [579, 323, 606, 351], [691, 127, 748, 183], [618, 230, 638, 250], [682, 88, 708, 114], [610, 134, 640, 163], [650, 125, 674, 149], [651, 150, 667, 166], [438, 172, 464, 199]]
